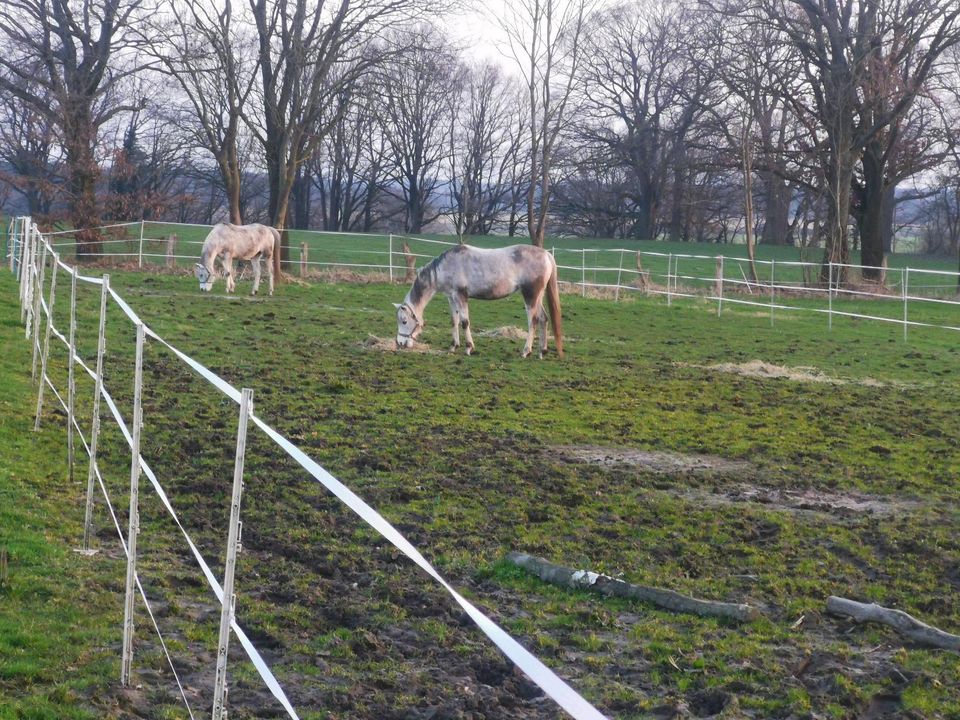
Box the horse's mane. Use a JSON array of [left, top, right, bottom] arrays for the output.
[[409, 247, 458, 306]]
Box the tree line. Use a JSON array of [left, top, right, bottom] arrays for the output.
[[1, 0, 960, 280]]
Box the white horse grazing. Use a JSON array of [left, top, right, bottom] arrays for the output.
[[194, 223, 278, 296], [395, 244, 564, 358]]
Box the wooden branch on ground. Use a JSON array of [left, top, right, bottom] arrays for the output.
[[826, 596, 960, 652], [507, 552, 761, 622]]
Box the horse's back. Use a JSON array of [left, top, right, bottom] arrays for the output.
[[204, 222, 276, 259], [441, 244, 554, 299]]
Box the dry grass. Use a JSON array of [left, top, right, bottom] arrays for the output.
[[687, 359, 888, 387]]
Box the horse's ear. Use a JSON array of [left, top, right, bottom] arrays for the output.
[[393, 303, 402, 309]]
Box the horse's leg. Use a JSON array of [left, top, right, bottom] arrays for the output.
[[537, 301, 548, 358], [446, 294, 461, 352], [460, 298, 475, 355], [267, 252, 274, 296], [224, 254, 235, 293], [522, 299, 536, 358], [251, 255, 261, 295]]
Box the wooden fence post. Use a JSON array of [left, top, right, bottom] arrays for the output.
[[165, 234, 177, 268], [402, 242, 416, 283], [300, 242, 308, 278]]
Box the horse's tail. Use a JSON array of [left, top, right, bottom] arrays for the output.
[[546, 257, 564, 358]]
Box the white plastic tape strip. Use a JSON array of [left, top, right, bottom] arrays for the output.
[[145, 330, 607, 720]]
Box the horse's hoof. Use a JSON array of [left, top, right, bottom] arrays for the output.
[[466, 346, 475, 356], [521, 350, 531, 359]]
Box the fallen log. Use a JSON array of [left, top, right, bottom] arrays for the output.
[[507, 552, 761, 622], [826, 596, 960, 652]]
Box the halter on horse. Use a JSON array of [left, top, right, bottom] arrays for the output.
[[395, 244, 564, 358], [195, 223, 279, 296]]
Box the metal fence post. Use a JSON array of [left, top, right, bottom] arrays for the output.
[[137, 219, 145, 268], [67, 268, 78, 482], [34, 254, 59, 430], [83, 275, 110, 551], [902, 268, 909, 342], [212, 387, 254, 720], [828, 261, 833, 332], [121, 322, 145, 687], [389, 234, 394, 282]]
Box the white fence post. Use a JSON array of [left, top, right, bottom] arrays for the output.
[[121, 322, 145, 687], [212, 387, 254, 720], [389, 234, 394, 282], [31, 239, 49, 373], [902, 268, 909, 342], [67, 268, 78, 482], [828, 262, 833, 332], [615, 250, 624, 302], [34, 253, 59, 430], [83, 275, 110, 551], [770, 259, 775, 326], [137, 219, 145, 268], [581, 250, 586, 297], [29, 232, 46, 345], [716, 256, 724, 317], [667, 254, 673, 307], [19, 220, 32, 321]]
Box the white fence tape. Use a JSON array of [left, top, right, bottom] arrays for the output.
[[14, 219, 608, 720]]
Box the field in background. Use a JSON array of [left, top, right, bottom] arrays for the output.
[[2, 266, 960, 719]]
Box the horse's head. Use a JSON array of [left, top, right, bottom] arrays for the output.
[[394, 302, 423, 349], [195, 262, 214, 292]]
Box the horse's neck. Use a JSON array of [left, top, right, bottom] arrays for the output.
[[405, 277, 436, 316], [201, 243, 218, 269]]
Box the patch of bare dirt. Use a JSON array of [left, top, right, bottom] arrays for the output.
[[688, 359, 888, 387], [688, 484, 923, 518], [555, 445, 752, 475], [556, 444, 923, 518]]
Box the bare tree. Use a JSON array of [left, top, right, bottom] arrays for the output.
[[449, 63, 526, 236], [0, 0, 149, 255], [149, 0, 257, 224], [501, 0, 595, 246], [247, 0, 441, 277], [308, 78, 394, 230], [0, 69, 60, 219], [727, 0, 960, 281], [577, 2, 718, 241], [378, 28, 462, 234]]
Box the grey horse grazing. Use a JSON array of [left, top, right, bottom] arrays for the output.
[[395, 244, 564, 358], [194, 223, 279, 295]]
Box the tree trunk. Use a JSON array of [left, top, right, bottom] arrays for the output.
[[761, 171, 791, 245], [820, 154, 854, 285], [64, 108, 102, 258], [859, 141, 887, 279]]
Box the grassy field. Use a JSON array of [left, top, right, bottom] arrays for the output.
[[1, 263, 959, 719]]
